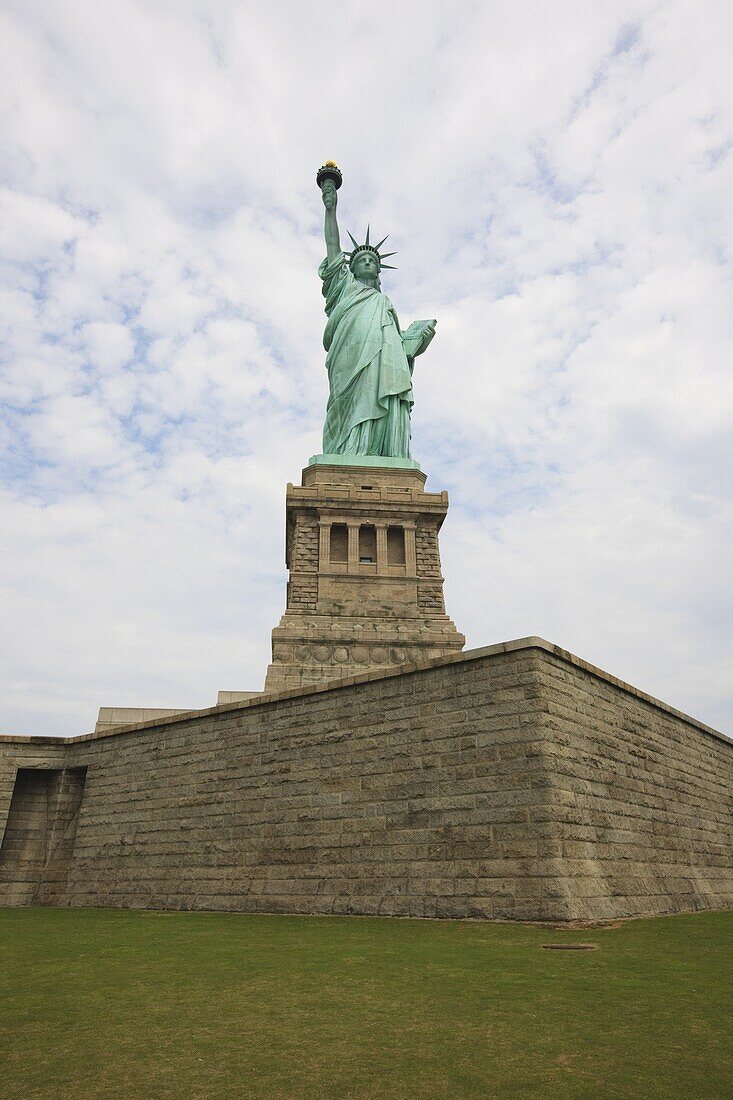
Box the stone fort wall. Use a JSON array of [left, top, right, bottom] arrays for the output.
[[1, 639, 731, 921]]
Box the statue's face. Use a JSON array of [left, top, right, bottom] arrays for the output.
[[351, 251, 379, 281]]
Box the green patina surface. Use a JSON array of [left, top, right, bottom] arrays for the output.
[[308, 453, 422, 470], [318, 168, 436, 462], [1, 908, 731, 1099]]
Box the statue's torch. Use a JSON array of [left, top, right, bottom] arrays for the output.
[[316, 161, 343, 191]]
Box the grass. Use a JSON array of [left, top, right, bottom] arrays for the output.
[[0, 908, 731, 1099]]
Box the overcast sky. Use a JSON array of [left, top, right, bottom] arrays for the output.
[[1, 0, 732, 737]]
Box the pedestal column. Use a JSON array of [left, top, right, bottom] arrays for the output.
[[404, 522, 417, 576], [318, 521, 330, 568], [376, 525, 388, 572], [347, 522, 360, 568]]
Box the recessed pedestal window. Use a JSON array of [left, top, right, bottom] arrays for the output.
[[359, 525, 376, 563], [387, 526, 406, 565], [330, 524, 348, 563]]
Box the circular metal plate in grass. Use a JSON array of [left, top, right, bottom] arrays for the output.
[[542, 943, 598, 950]]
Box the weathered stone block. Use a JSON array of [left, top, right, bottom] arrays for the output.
[[0, 639, 731, 922]]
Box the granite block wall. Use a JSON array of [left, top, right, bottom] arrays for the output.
[[1, 640, 731, 921], [534, 651, 733, 919], [0, 741, 77, 905]]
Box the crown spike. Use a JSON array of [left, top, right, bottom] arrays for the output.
[[380, 263, 398, 270], [346, 227, 396, 269]]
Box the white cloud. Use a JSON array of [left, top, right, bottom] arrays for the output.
[[81, 322, 135, 374], [1, 0, 732, 735]]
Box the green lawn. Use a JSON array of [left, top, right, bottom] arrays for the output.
[[0, 908, 731, 1099]]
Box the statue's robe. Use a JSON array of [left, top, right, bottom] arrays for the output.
[[319, 252, 415, 457]]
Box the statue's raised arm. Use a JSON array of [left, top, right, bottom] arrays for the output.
[[321, 178, 341, 263], [314, 162, 437, 462], [317, 162, 342, 262]]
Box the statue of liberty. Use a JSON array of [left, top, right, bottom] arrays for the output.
[[316, 163, 436, 460]]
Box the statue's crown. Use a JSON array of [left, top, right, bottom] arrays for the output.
[[346, 226, 397, 270]]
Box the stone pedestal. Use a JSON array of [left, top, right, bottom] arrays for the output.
[[263, 461, 465, 692]]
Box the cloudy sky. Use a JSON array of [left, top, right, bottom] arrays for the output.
[[1, 0, 732, 737]]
